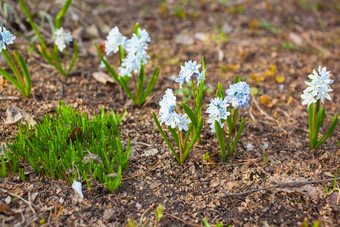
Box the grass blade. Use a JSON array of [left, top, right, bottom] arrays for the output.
[[180, 102, 197, 127], [215, 121, 226, 162], [229, 116, 245, 156], [66, 41, 78, 76], [315, 114, 338, 149]]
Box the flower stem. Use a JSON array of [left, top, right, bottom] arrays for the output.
[[133, 72, 138, 103], [177, 128, 183, 163], [312, 101, 319, 147]]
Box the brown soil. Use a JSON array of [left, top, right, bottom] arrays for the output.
[[0, 0, 339, 226]]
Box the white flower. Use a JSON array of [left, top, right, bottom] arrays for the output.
[[54, 28, 73, 52], [301, 66, 334, 106], [105, 26, 127, 55], [301, 90, 316, 107]]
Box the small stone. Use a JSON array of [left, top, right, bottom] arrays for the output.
[[175, 34, 194, 45], [93, 72, 115, 84], [289, 32, 303, 45]]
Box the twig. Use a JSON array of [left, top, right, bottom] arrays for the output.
[[122, 160, 160, 181], [222, 177, 340, 197], [165, 213, 203, 227], [251, 94, 275, 121], [0, 188, 36, 213], [139, 203, 155, 226]]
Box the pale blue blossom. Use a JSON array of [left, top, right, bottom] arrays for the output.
[[206, 97, 230, 132], [175, 114, 191, 131], [175, 60, 205, 88], [316, 85, 333, 103], [0, 27, 16, 51], [159, 89, 177, 128], [225, 81, 250, 109], [105, 26, 127, 55], [54, 27, 73, 52], [195, 69, 206, 86], [175, 74, 186, 88], [118, 53, 142, 77]]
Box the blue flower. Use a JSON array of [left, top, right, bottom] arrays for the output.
[[175, 114, 191, 131], [0, 27, 16, 51], [159, 89, 177, 128], [225, 81, 250, 109], [175, 74, 186, 88], [195, 69, 206, 86]]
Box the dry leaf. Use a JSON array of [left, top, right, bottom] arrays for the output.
[[5, 106, 36, 126], [93, 72, 115, 84], [210, 179, 220, 188], [149, 181, 162, 190], [0, 203, 16, 215]]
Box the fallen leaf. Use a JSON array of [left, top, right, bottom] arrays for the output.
[[103, 208, 123, 221], [142, 148, 158, 157], [86, 24, 99, 37], [150, 181, 162, 190], [225, 181, 236, 190], [210, 179, 220, 188], [275, 76, 285, 83], [0, 203, 16, 215], [5, 106, 36, 126], [0, 96, 18, 100], [93, 72, 115, 84]]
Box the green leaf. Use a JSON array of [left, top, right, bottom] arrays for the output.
[[229, 116, 245, 156], [95, 42, 136, 103], [13, 50, 31, 97], [217, 82, 224, 99], [315, 114, 338, 149], [235, 75, 241, 83], [134, 23, 140, 36], [215, 121, 226, 162], [66, 40, 78, 76], [137, 64, 145, 104], [182, 117, 203, 163], [308, 103, 314, 147], [312, 108, 325, 147], [55, 0, 72, 29], [180, 102, 197, 127], [0, 67, 25, 95], [202, 218, 211, 227], [152, 112, 180, 163], [154, 204, 164, 222], [141, 67, 160, 104], [168, 126, 179, 148]]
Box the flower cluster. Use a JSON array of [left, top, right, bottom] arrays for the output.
[[54, 27, 73, 52], [301, 66, 333, 107], [104, 27, 150, 77], [0, 27, 16, 51], [159, 89, 191, 131], [105, 27, 127, 55], [225, 81, 250, 109], [206, 98, 230, 132], [175, 60, 206, 88]]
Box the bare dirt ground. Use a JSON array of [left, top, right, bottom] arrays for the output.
[[0, 0, 339, 226]]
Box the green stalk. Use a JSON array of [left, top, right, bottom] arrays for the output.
[[18, 0, 47, 49], [5, 49, 26, 92]]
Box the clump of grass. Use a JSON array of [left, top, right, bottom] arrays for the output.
[[1, 101, 130, 193]]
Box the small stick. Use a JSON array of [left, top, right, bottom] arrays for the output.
[[0, 188, 36, 213], [122, 160, 160, 181], [165, 213, 203, 227], [222, 177, 340, 197]]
